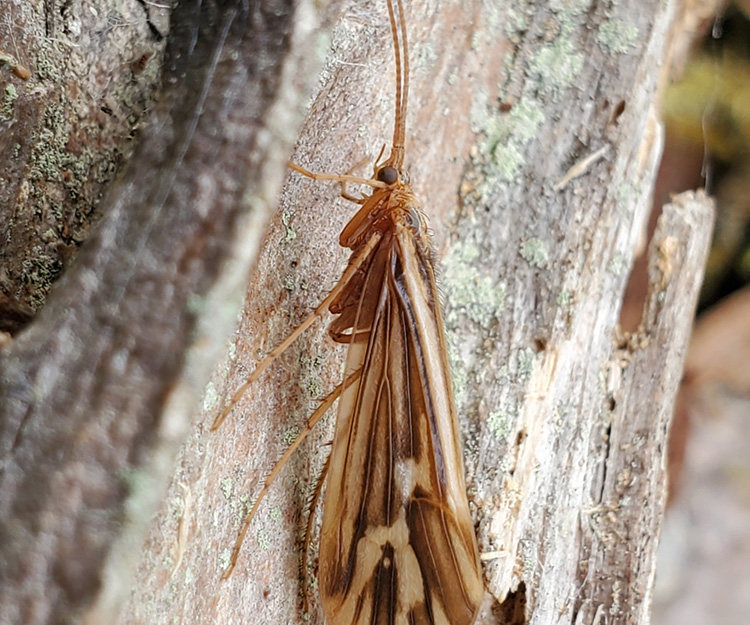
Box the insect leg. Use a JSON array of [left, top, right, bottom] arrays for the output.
[[0, 50, 31, 80], [337, 157, 372, 204], [221, 367, 362, 579], [212, 232, 381, 430], [339, 189, 366, 204], [288, 161, 387, 191], [301, 450, 330, 614]]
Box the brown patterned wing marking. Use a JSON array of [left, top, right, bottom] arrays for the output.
[[319, 227, 483, 625]]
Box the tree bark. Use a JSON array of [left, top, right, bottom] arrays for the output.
[[0, 0, 168, 322], [0, 1, 712, 625], [0, 0, 335, 623]]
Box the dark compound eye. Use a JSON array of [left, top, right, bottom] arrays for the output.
[[377, 166, 398, 184]]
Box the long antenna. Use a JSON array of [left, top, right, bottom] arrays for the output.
[[386, 0, 409, 168]]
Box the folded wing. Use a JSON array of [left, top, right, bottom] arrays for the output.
[[319, 226, 483, 625]]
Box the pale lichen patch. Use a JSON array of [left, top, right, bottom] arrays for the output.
[[283, 425, 301, 446], [516, 347, 537, 380], [608, 252, 628, 278], [219, 548, 232, 571], [520, 237, 549, 269], [281, 210, 297, 242], [557, 289, 572, 308], [480, 98, 545, 162], [220, 477, 233, 500], [526, 38, 584, 96], [597, 19, 639, 55], [468, 96, 546, 195], [443, 240, 506, 329], [445, 332, 470, 410], [256, 528, 271, 550], [488, 409, 512, 439], [1, 84, 17, 119], [202, 381, 219, 412]]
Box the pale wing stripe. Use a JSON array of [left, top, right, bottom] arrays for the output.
[[392, 233, 483, 623], [393, 235, 452, 491]]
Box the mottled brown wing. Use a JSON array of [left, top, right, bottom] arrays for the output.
[[319, 226, 483, 625]]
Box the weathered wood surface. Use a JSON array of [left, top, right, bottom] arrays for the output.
[[0, 0, 713, 624], [0, 0, 167, 321], [0, 0, 334, 623]]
